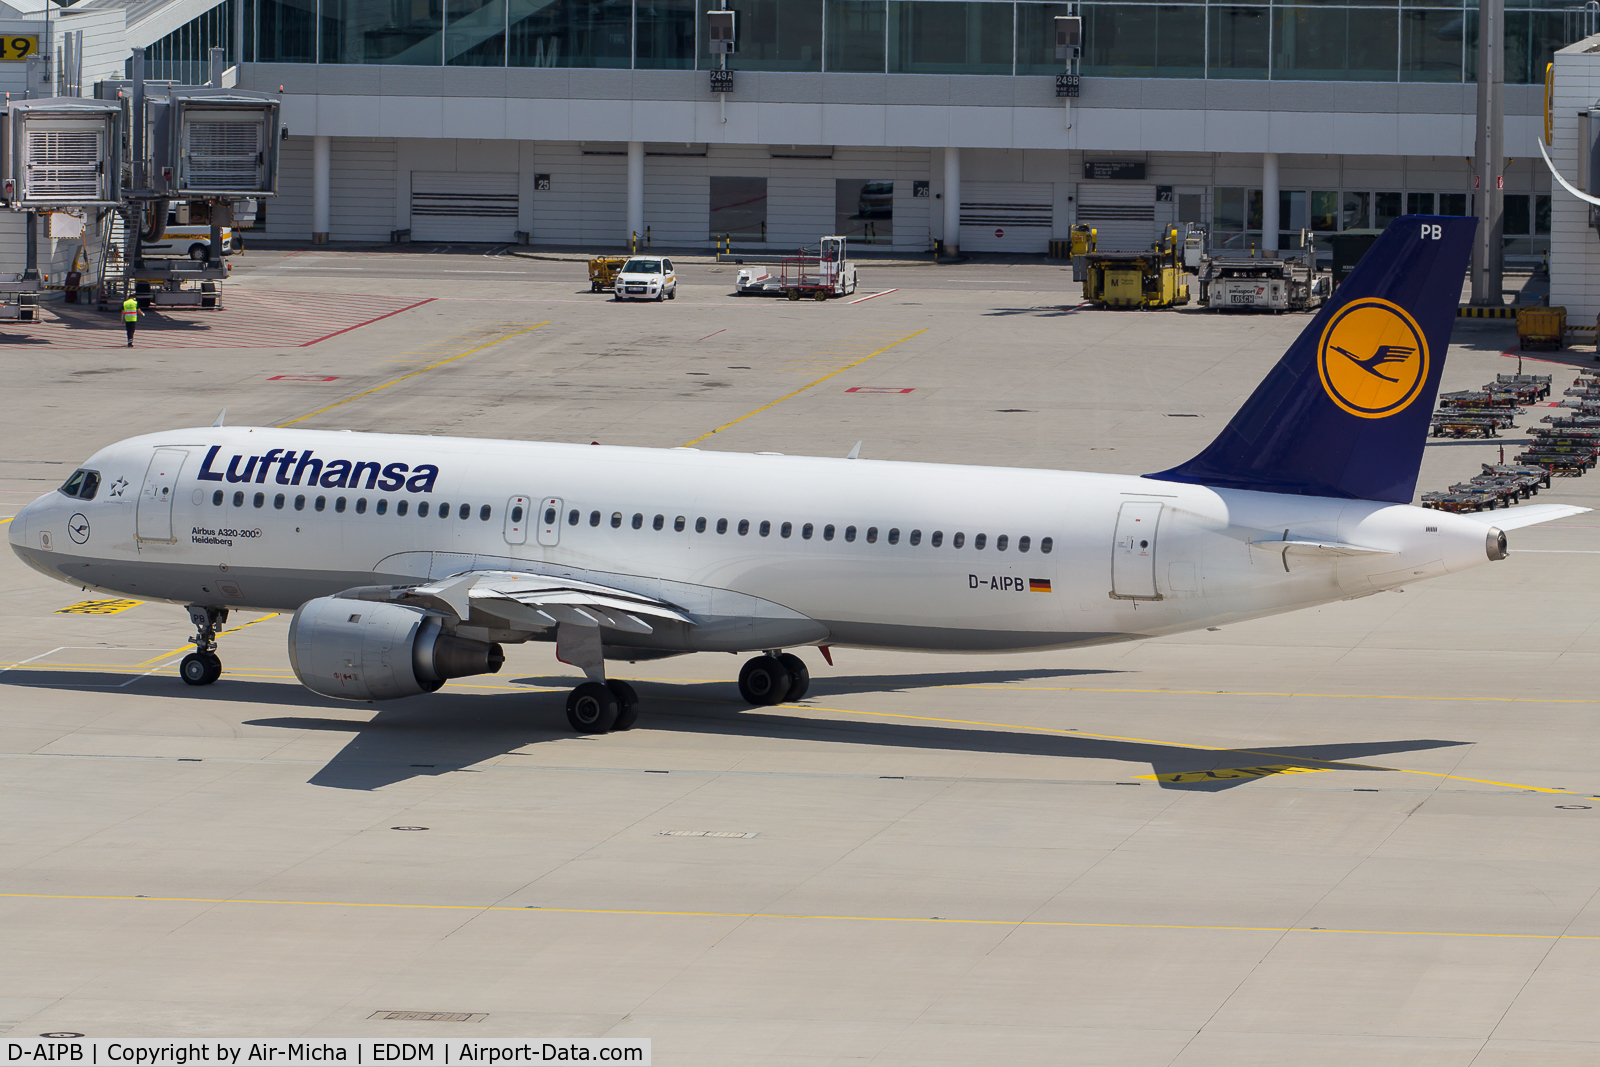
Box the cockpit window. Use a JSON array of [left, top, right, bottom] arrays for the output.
[[59, 469, 99, 499], [622, 259, 662, 274]]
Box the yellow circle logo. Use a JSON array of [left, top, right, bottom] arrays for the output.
[[1316, 298, 1430, 419]]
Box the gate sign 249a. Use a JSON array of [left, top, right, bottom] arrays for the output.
[[1, 36, 39, 60]]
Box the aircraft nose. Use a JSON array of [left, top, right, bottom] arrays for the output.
[[8, 492, 53, 555]]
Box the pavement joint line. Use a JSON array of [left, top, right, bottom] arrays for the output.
[[0, 892, 1594, 941], [681, 328, 928, 446], [276, 322, 549, 428]]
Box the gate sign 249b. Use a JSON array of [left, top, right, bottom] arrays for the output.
[[1054, 74, 1080, 98]]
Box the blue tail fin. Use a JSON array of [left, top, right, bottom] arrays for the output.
[[1148, 215, 1476, 504]]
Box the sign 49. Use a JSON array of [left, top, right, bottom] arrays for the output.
[[2, 36, 39, 60]]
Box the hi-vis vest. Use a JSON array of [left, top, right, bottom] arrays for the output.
[[122, 299, 138, 322]]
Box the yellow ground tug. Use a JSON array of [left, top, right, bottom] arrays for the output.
[[588, 256, 628, 292], [1082, 225, 1192, 310]]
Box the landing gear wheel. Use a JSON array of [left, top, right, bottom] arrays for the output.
[[777, 653, 809, 702], [180, 653, 216, 686], [607, 680, 640, 731], [738, 655, 793, 706], [566, 681, 620, 733], [200, 651, 222, 684]]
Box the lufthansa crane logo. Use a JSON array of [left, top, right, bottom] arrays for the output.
[[1316, 298, 1430, 419]]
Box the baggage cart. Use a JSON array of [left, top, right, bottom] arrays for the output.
[[588, 256, 627, 292], [1517, 305, 1566, 351]]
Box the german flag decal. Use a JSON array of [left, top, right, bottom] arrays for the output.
[[1028, 578, 1051, 593]]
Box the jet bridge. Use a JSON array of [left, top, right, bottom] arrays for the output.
[[0, 98, 122, 320]]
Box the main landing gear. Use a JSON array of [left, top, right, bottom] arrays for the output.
[[179, 605, 227, 686], [738, 652, 810, 706], [566, 679, 640, 734]]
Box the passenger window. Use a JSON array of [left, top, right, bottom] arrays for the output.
[[376, 499, 388, 515], [1041, 537, 1053, 554], [60, 470, 86, 497], [759, 520, 770, 537], [336, 497, 347, 513], [294, 494, 305, 511], [845, 526, 856, 542], [612, 512, 623, 528], [418, 501, 429, 517], [781, 522, 792, 538], [653, 514, 665, 530], [254, 492, 265, 508], [355, 498, 367, 514], [590, 511, 602, 526], [974, 533, 986, 550], [675, 516, 686, 532], [213, 490, 224, 506], [481, 505, 492, 521], [568, 509, 579, 525], [315, 496, 327, 512], [823, 524, 835, 541], [80, 472, 100, 500], [1018, 535, 1030, 553], [544, 506, 556, 524], [931, 531, 942, 547], [866, 527, 877, 544], [512, 506, 524, 523], [460, 504, 471, 520], [996, 534, 1007, 551], [887, 528, 899, 545], [909, 530, 920, 546], [717, 518, 728, 534], [738, 519, 750, 535], [696, 517, 707, 533], [953, 532, 965, 548], [632, 513, 644, 529], [396, 500, 408, 516], [274, 493, 286, 510], [233, 491, 244, 507]]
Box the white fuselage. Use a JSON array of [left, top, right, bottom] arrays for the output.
[[8, 427, 1500, 653]]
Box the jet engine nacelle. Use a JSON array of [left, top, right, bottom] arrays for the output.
[[288, 597, 504, 701]]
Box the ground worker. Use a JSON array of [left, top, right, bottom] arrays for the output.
[[122, 296, 141, 346]]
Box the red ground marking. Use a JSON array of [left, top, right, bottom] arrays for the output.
[[845, 386, 915, 394], [5, 292, 434, 349]]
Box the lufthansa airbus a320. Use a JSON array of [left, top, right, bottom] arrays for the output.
[[9, 217, 1583, 733]]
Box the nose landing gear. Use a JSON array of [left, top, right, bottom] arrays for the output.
[[179, 605, 227, 686]]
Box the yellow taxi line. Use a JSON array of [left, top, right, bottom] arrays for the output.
[[131, 613, 283, 667], [0, 891, 1593, 942], [681, 328, 927, 446], [277, 322, 549, 428]]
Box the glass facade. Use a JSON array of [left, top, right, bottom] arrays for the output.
[[1213, 184, 1538, 253], [136, 0, 238, 82], [249, 0, 1582, 83]]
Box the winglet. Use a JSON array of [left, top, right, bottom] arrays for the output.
[[212, 409, 226, 427], [846, 441, 862, 460]]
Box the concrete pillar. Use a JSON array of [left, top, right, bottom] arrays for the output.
[[943, 147, 961, 257], [1471, 0, 1505, 304], [626, 141, 644, 248], [312, 136, 330, 245], [1262, 152, 1280, 254]]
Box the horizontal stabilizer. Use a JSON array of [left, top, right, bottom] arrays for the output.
[[1454, 503, 1592, 531], [1248, 538, 1396, 557]]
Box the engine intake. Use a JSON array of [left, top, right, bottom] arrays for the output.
[[288, 596, 504, 701]]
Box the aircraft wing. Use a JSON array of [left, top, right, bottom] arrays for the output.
[[336, 570, 694, 635], [1454, 503, 1592, 531]]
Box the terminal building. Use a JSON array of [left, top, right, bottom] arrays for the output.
[[1, 0, 1590, 258]]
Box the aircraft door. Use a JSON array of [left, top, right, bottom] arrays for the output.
[[1111, 501, 1162, 599], [136, 448, 187, 542], [537, 497, 562, 547], [504, 495, 530, 545]]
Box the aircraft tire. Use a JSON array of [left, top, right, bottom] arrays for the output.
[[777, 653, 809, 702], [738, 656, 792, 706], [200, 652, 222, 684], [180, 653, 214, 686], [567, 682, 619, 733], [607, 680, 640, 730]]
